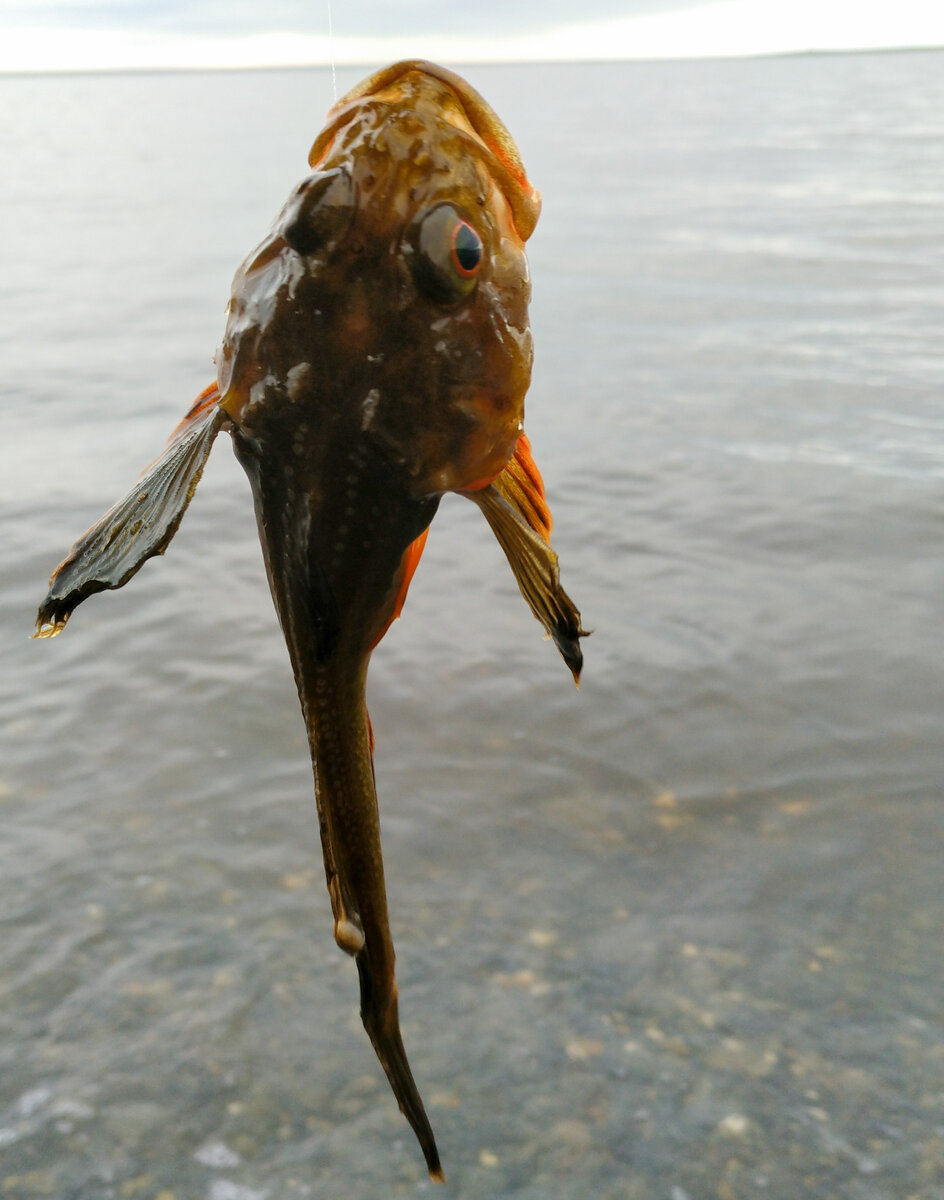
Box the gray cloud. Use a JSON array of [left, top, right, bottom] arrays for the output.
[[10, 0, 696, 38]]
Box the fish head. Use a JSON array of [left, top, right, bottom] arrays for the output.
[[218, 61, 540, 496]]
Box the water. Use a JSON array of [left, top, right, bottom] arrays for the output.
[[2, 53, 943, 1199]]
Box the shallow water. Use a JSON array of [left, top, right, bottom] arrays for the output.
[[2, 53, 943, 1199]]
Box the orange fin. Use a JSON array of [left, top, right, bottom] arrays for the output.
[[34, 386, 226, 638], [166, 381, 223, 444], [495, 431, 553, 542], [460, 433, 551, 541], [368, 526, 429, 651], [464, 433, 587, 683]]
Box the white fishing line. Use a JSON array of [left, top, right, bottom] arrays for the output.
[[327, 0, 337, 101]]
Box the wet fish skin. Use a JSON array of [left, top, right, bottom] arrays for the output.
[[230, 424, 443, 1173], [34, 62, 586, 1181]]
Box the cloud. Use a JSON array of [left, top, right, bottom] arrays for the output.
[[2, 0, 942, 72], [1, 0, 693, 39]]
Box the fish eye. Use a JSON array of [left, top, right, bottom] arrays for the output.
[[409, 204, 484, 303], [450, 220, 483, 278]]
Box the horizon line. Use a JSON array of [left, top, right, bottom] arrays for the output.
[[2, 43, 942, 80]]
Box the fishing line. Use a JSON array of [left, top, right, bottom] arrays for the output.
[[327, 0, 338, 101]]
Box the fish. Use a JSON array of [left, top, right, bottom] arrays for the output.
[[34, 60, 586, 1181]]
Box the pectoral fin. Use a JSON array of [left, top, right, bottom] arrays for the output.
[[465, 434, 587, 683], [35, 385, 227, 638]]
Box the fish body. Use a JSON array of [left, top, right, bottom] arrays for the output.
[[35, 62, 585, 1181]]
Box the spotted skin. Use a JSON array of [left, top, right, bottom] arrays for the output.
[[35, 62, 586, 1180]]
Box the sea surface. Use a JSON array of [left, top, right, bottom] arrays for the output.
[[1, 52, 943, 1200]]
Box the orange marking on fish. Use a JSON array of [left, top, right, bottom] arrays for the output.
[[167, 381, 220, 443], [368, 527, 430, 652]]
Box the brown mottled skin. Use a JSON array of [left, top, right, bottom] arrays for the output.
[[35, 62, 585, 1181], [221, 65, 535, 499]]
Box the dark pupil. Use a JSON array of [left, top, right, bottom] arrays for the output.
[[453, 222, 482, 273]]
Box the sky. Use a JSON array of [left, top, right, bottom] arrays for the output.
[[1, 0, 942, 72]]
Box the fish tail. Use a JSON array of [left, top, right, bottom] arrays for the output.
[[356, 946, 444, 1182], [305, 666, 442, 1181], [237, 453, 441, 1176], [34, 386, 226, 637]]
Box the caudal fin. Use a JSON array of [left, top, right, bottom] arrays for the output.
[[34, 386, 226, 637], [356, 950, 444, 1181]]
